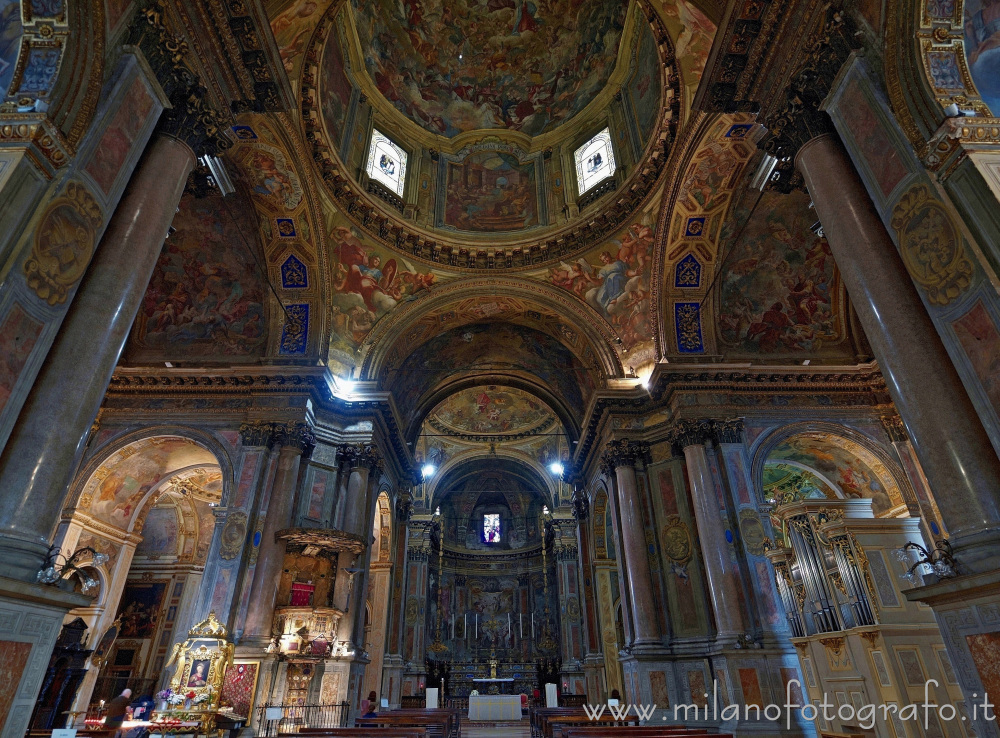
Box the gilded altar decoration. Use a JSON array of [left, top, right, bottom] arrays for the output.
[[24, 182, 103, 305], [161, 611, 234, 725], [890, 184, 972, 306]]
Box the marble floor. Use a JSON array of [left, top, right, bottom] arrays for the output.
[[463, 719, 530, 737]]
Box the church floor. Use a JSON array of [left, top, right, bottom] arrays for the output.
[[462, 719, 530, 737]]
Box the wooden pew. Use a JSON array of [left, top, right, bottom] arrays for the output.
[[355, 708, 459, 738], [294, 730, 427, 738], [544, 714, 639, 738], [561, 729, 728, 738]]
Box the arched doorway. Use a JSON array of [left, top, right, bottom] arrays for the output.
[[55, 434, 228, 712]]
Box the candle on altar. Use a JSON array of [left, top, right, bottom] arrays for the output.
[[508, 613, 511, 637], [519, 613, 523, 638], [475, 614, 478, 638], [451, 615, 455, 639], [532, 613, 535, 639], [465, 613, 468, 642]]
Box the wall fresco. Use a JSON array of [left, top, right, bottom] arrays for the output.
[[270, 0, 324, 77], [658, 0, 715, 86], [136, 192, 267, 359], [85, 76, 154, 195], [135, 505, 179, 556], [0, 0, 22, 95], [318, 10, 353, 150], [540, 213, 655, 348], [350, 0, 627, 136], [964, 0, 1000, 114], [629, 21, 662, 144], [718, 190, 844, 355], [952, 300, 1000, 417], [442, 150, 539, 232], [426, 385, 557, 437]]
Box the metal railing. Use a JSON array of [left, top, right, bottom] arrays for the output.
[[254, 702, 350, 736]]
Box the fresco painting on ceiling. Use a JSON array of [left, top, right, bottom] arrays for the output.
[[766, 434, 894, 515], [271, 0, 323, 76], [838, 78, 908, 198], [238, 142, 303, 212], [658, 0, 715, 86], [394, 323, 594, 421], [718, 190, 842, 354], [544, 213, 655, 348], [629, 21, 662, 143], [319, 11, 353, 150], [135, 505, 179, 556], [328, 225, 441, 359], [137, 192, 266, 358], [680, 139, 743, 212], [0, 0, 22, 96], [82, 439, 217, 529], [964, 0, 1000, 114], [350, 0, 627, 136], [952, 300, 1000, 416], [443, 151, 539, 232], [427, 386, 557, 437], [762, 463, 837, 508]]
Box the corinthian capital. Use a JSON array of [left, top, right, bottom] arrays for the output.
[[668, 419, 713, 452], [600, 439, 649, 472], [239, 421, 277, 448], [711, 418, 745, 445], [276, 422, 316, 457], [338, 442, 382, 473]]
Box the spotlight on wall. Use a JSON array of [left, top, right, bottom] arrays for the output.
[[549, 461, 565, 477], [199, 155, 236, 196], [422, 464, 437, 479], [336, 377, 355, 396]]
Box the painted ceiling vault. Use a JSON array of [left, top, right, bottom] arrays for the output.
[[351, 0, 630, 137]]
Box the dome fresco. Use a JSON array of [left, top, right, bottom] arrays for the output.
[[350, 0, 630, 136], [426, 385, 558, 438]]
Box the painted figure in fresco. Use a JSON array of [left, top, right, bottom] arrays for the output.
[[966, 0, 1000, 113], [0, 0, 21, 95]]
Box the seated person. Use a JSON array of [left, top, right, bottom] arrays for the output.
[[608, 688, 621, 707], [361, 691, 379, 718], [104, 689, 132, 729]]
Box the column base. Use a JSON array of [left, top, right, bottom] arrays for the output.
[[904, 568, 1000, 738], [0, 576, 92, 738], [0, 534, 52, 584], [950, 527, 1000, 576], [381, 654, 405, 708]]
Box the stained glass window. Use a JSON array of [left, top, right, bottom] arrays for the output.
[[484, 513, 500, 543], [366, 129, 407, 197], [574, 128, 616, 196]]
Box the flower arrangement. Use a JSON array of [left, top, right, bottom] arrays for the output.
[[167, 693, 186, 706], [156, 689, 174, 702], [193, 693, 210, 705]]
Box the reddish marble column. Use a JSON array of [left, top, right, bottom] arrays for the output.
[[602, 440, 661, 647], [0, 134, 196, 582], [672, 421, 746, 641], [242, 423, 314, 641], [797, 133, 1000, 574]]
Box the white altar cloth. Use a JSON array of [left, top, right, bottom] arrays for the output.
[[468, 694, 521, 721]]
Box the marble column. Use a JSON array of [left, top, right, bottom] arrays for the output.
[[243, 422, 315, 641], [0, 133, 196, 583], [797, 133, 1000, 574], [601, 440, 660, 647], [671, 420, 746, 642]]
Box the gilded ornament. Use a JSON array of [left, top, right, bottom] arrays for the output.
[[219, 511, 247, 560], [24, 182, 103, 305], [890, 184, 971, 305], [661, 514, 693, 565]]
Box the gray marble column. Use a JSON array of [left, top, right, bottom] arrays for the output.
[[797, 133, 1000, 575], [601, 440, 660, 647], [243, 422, 315, 641], [0, 134, 196, 583], [671, 420, 746, 642]]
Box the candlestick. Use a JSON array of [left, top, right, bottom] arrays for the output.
[[475, 613, 478, 639], [532, 613, 535, 639], [465, 613, 467, 642], [508, 612, 511, 638], [519, 613, 523, 638]]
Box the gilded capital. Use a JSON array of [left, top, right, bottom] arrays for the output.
[[668, 419, 713, 453], [600, 439, 649, 473], [711, 418, 745, 445], [276, 422, 316, 456], [395, 489, 413, 522], [881, 414, 908, 443], [239, 421, 277, 448], [571, 486, 589, 521]]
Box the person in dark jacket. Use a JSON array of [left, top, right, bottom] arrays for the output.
[[104, 689, 132, 729], [362, 691, 379, 718]]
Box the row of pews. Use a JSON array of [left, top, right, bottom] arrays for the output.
[[298, 707, 460, 738], [530, 707, 734, 738]]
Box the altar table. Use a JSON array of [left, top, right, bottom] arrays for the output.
[[468, 694, 522, 721]]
